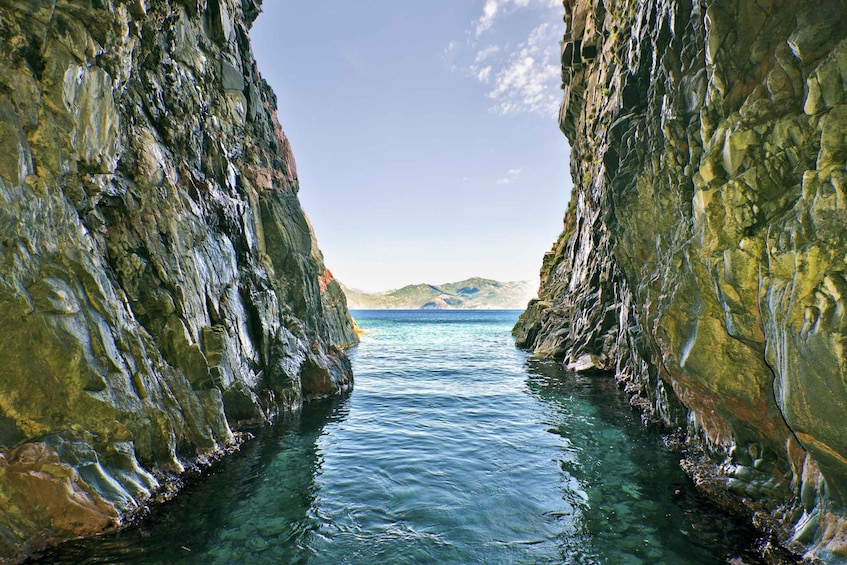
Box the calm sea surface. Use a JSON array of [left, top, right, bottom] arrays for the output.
[[35, 310, 760, 564]]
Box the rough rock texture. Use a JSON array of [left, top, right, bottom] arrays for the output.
[[515, 0, 847, 560], [0, 0, 357, 559]]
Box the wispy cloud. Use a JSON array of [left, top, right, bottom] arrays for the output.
[[475, 0, 500, 36], [496, 168, 523, 184], [453, 0, 563, 117], [477, 65, 492, 82], [475, 45, 501, 63], [486, 23, 559, 115], [443, 40, 460, 72], [474, 0, 561, 35]]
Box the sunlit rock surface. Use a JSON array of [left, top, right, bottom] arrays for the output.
[[0, 0, 356, 558], [515, 0, 847, 560]]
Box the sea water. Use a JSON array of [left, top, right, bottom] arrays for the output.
[[34, 310, 761, 564]]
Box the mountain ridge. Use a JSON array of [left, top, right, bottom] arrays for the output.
[[342, 277, 536, 310]]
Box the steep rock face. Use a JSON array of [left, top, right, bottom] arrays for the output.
[[0, 0, 357, 558], [516, 0, 847, 560]]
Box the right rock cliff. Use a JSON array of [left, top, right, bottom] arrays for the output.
[[514, 0, 847, 560]]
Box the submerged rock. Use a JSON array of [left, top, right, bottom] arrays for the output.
[[516, 0, 847, 561], [0, 0, 356, 559]]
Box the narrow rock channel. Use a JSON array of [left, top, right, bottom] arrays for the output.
[[31, 311, 766, 564]]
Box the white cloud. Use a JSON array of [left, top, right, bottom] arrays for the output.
[[456, 1, 563, 117], [474, 0, 561, 36], [475, 45, 501, 63], [442, 40, 460, 72], [496, 168, 523, 184], [527, 22, 553, 48], [487, 25, 560, 116], [475, 0, 500, 36]]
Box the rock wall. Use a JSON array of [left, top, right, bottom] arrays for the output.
[[0, 0, 357, 558], [515, 0, 847, 560]]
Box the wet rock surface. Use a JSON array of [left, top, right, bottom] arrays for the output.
[[515, 0, 847, 561], [0, 0, 356, 559]]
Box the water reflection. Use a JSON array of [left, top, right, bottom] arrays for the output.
[[525, 358, 762, 564], [31, 397, 349, 565]]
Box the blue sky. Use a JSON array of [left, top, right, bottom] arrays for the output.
[[250, 0, 571, 292]]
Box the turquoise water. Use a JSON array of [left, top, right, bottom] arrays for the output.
[[34, 310, 759, 564]]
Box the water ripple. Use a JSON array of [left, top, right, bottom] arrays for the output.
[[32, 310, 761, 565]]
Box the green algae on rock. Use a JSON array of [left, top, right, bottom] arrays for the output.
[[0, 0, 357, 559], [514, 0, 847, 561]]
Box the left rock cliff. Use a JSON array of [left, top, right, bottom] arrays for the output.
[[0, 0, 358, 558]]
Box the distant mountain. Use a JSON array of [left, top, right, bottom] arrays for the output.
[[342, 278, 536, 310]]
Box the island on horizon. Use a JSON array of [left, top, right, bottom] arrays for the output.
[[341, 277, 536, 310]]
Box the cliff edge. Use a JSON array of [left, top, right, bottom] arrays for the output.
[[0, 0, 357, 559], [515, 0, 847, 560]]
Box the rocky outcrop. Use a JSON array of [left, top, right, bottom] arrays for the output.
[[515, 0, 847, 560], [0, 0, 356, 559]]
